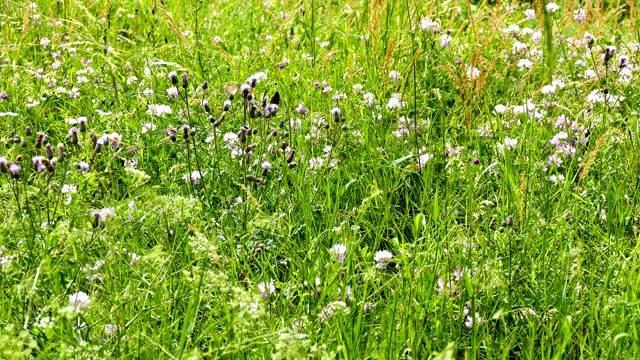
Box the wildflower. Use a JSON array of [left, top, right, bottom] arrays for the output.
[[419, 17, 440, 33], [524, 9, 536, 20], [505, 137, 518, 150], [417, 152, 434, 167], [494, 104, 508, 114], [129, 253, 141, 267], [167, 86, 180, 99], [105, 324, 118, 336], [517, 58, 533, 70], [604, 46, 616, 65], [143, 88, 154, 97], [9, 163, 20, 178], [258, 279, 275, 299], [141, 123, 156, 133], [309, 157, 325, 170], [69, 291, 90, 310], [440, 34, 452, 48], [296, 102, 309, 115], [40, 37, 51, 46], [541, 84, 556, 95], [389, 70, 402, 82], [466, 66, 480, 80], [374, 250, 393, 269], [331, 107, 341, 121], [549, 173, 565, 185], [386, 93, 406, 109], [147, 104, 172, 117], [68, 87, 80, 99], [183, 170, 205, 184], [78, 162, 89, 172], [464, 310, 483, 328], [573, 8, 586, 23], [362, 92, 375, 107], [330, 244, 347, 263], [546, 2, 560, 12], [61, 184, 77, 204], [126, 76, 138, 85]]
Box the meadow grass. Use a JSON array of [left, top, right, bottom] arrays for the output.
[[1, 0, 640, 358]]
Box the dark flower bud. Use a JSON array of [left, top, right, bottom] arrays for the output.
[[190, 128, 196, 137], [506, 215, 513, 226], [270, 129, 278, 137], [70, 131, 78, 145], [48, 158, 57, 172], [79, 118, 87, 132], [0, 157, 7, 172], [168, 71, 178, 85], [169, 229, 175, 238], [42, 135, 49, 145], [283, 131, 289, 137], [279, 120, 285, 128], [286, 150, 295, 163], [13, 135, 20, 143], [501, 220, 507, 227], [182, 126, 190, 140], [288, 161, 297, 169], [201, 99, 210, 113], [252, 128, 258, 135], [57, 143, 65, 161], [21, 139, 28, 148], [281, 142, 288, 151], [89, 131, 97, 147], [341, 124, 348, 131], [239, 129, 247, 143], [223, 100, 231, 111], [35, 133, 44, 148], [181, 73, 188, 89], [45, 144, 54, 159], [498, 226, 504, 233], [246, 175, 264, 184], [201, 81, 208, 90], [25, 126, 32, 136]]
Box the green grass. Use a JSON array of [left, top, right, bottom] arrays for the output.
[[1, 0, 640, 358]]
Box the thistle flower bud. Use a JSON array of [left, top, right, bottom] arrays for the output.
[[604, 46, 616, 65], [239, 128, 247, 143], [341, 124, 348, 131], [286, 150, 295, 163], [181, 73, 188, 89], [201, 81, 208, 90], [79, 118, 87, 132], [21, 139, 28, 148], [288, 161, 297, 169], [168, 71, 178, 85], [182, 125, 190, 140], [270, 129, 277, 137], [281, 142, 288, 151], [0, 157, 7, 173], [331, 107, 341, 122], [241, 84, 251, 99], [35, 133, 44, 148], [48, 158, 57, 172], [13, 135, 20, 144], [201, 99, 210, 113], [90, 131, 98, 148], [42, 134, 49, 145], [246, 175, 264, 184], [57, 143, 65, 161], [223, 100, 232, 111], [283, 131, 289, 137], [25, 126, 32, 136], [45, 144, 54, 159], [506, 215, 513, 226], [94, 142, 103, 153]]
